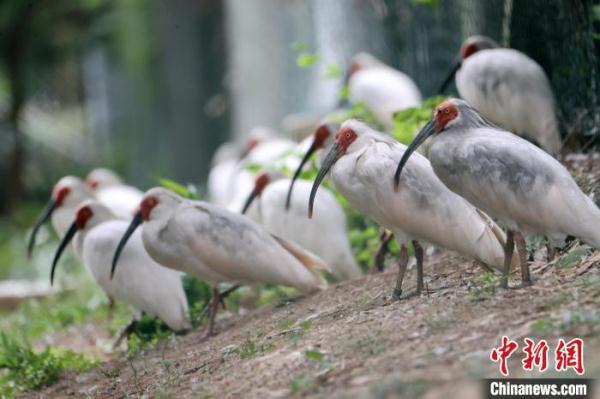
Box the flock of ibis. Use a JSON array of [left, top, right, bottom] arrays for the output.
[[27, 36, 599, 344]]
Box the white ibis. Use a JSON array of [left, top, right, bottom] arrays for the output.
[[112, 187, 328, 337], [439, 35, 562, 155], [28, 176, 93, 258], [86, 168, 143, 219], [208, 127, 295, 208], [51, 200, 191, 344], [348, 52, 422, 131], [395, 98, 600, 288], [241, 170, 362, 281], [287, 121, 396, 273], [309, 119, 512, 298]]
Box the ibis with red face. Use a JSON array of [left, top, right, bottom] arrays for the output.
[[86, 168, 143, 219], [112, 187, 328, 337], [439, 36, 561, 155], [394, 98, 600, 288], [241, 170, 362, 282], [309, 119, 511, 298], [51, 200, 191, 344]]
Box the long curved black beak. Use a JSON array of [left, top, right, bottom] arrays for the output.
[[241, 188, 258, 215], [308, 143, 340, 218], [50, 221, 78, 286], [27, 198, 57, 259], [394, 120, 436, 191], [111, 211, 142, 279], [437, 61, 461, 94], [286, 141, 318, 210]]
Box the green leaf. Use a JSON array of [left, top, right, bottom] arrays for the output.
[[324, 62, 342, 79], [290, 41, 308, 52], [157, 177, 199, 199], [297, 52, 321, 69], [305, 349, 323, 362]]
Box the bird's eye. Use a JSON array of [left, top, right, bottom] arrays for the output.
[[346, 132, 351, 139], [444, 108, 450, 114]]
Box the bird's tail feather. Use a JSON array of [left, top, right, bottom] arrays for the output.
[[271, 234, 331, 273], [474, 209, 519, 272]]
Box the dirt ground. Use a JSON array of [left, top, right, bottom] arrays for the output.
[[24, 154, 600, 398]]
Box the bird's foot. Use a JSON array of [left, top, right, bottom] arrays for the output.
[[392, 288, 424, 301]]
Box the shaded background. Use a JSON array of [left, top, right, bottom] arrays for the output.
[[0, 0, 598, 216]]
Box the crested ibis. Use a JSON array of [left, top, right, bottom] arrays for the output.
[[395, 98, 600, 288], [439, 35, 562, 155], [112, 187, 328, 337], [310, 119, 512, 298]]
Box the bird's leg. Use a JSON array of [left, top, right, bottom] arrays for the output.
[[372, 229, 393, 273], [545, 238, 556, 262], [113, 319, 138, 350], [107, 295, 115, 319], [514, 231, 532, 286], [203, 287, 220, 339], [392, 244, 408, 300], [412, 240, 424, 295], [501, 230, 514, 289], [197, 285, 241, 323]]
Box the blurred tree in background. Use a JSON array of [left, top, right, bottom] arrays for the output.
[[0, 0, 111, 214]]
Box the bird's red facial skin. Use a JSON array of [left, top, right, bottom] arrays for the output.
[[53, 186, 70, 207], [254, 173, 270, 196], [434, 101, 459, 131], [348, 59, 362, 77], [85, 177, 98, 190], [140, 197, 158, 221], [336, 127, 358, 155], [76, 206, 93, 229], [460, 42, 479, 60], [313, 124, 331, 149]]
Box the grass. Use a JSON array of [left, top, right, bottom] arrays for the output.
[[0, 332, 99, 397]]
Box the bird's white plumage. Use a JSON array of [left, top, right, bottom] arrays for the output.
[[456, 48, 561, 154], [349, 62, 422, 131], [140, 188, 327, 292], [86, 168, 144, 220], [50, 177, 94, 237], [246, 177, 362, 281], [429, 123, 600, 247], [329, 120, 507, 270], [94, 185, 144, 220], [73, 201, 190, 331]]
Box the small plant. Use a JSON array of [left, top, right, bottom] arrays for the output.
[[238, 339, 257, 359], [305, 349, 323, 362], [392, 96, 446, 144], [235, 338, 274, 359], [558, 245, 592, 268], [0, 332, 98, 396], [467, 272, 499, 301], [289, 373, 317, 394]]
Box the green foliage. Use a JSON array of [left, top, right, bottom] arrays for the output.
[[0, 332, 98, 397], [558, 245, 592, 268], [289, 373, 317, 394], [290, 41, 309, 52], [410, 0, 440, 8], [467, 272, 499, 301], [392, 96, 446, 144], [157, 178, 199, 200], [324, 63, 342, 79], [338, 84, 350, 101], [296, 52, 321, 69], [305, 349, 323, 362], [328, 102, 381, 131]]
